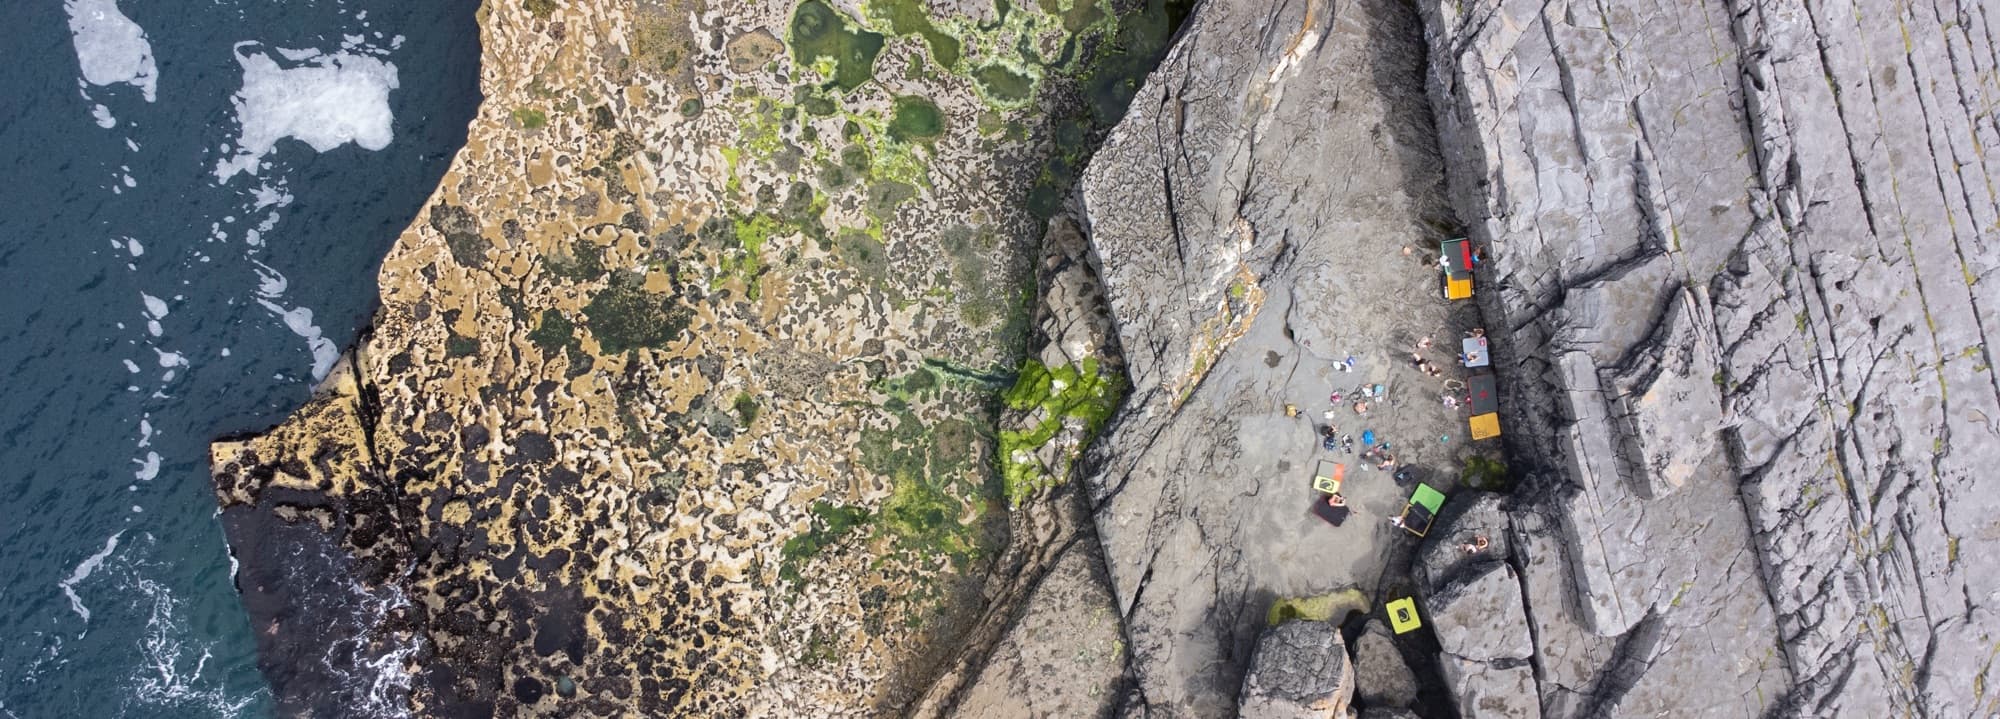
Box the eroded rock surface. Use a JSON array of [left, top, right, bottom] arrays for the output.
[[212, 0, 1181, 714]]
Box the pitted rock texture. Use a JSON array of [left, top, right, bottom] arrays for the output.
[[1418, 0, 2000, 711], [212, 0, 1180, 715]]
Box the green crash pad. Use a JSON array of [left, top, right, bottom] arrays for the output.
[[1411, 483, 1445, 513]]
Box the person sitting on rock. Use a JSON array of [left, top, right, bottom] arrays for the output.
[[1459, 535, 1490, 554]]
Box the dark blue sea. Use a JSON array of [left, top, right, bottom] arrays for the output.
[[0, 1, 477, 715]]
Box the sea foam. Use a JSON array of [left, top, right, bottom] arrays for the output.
[[213, 44, 399, 182], [64, 0, 157, 102]]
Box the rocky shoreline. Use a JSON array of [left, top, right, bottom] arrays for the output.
[[211, 0, 1998, 715]]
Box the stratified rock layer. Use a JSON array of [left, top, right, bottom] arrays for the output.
[[1420, 0, 2000, 711]]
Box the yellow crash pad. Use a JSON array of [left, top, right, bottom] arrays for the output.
[[1387, 597, 1422, 634], [1445, 275, 1473, 300], [1469, 412, 1501, 440], [1312, 460, 1346, 494]]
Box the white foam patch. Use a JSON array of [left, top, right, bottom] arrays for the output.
[[133, 451, 160, 481], [64, 0, 157, 101], [250, 260, 288, 297], [91, 104, 116, 128], [257, 299, 338, 380], [213, 44, 399, 182], [138, 417, 154, 447], [58, 532, 122, 627], [141, 292, 168, 319]]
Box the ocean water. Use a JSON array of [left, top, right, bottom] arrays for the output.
[[0, 1, 478, 716]]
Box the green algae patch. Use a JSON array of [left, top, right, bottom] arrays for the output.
[[866, 0, 962, 69], [888, 96, 945, 143], [780, 501, 874, 583], [527, 309, 578, 351], [853, 403, 995, 563], [583, 272, 692, 354], [789, 0, 885, 92], [997, 358, 1125, 506], [880, 465, 974, 557], [835, 230, 889, 280], [1461, 455, 1512, 491], [446, 332, 480, 358], [523, 0, 556, 19], [1266, 589, 1369, 626], [972, 64, 1033, 105], [733, 392, 761, 426], [512, 107, 548, 129], [1038, 0, 1107, 33]]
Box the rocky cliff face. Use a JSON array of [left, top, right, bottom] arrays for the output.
[[1078, 0, 2000, 714], [1421, 0, 2000, 711]]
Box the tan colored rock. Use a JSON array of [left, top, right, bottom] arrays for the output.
[[212, 0, 1173, 714]]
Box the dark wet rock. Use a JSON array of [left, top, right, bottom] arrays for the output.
[[1238, 620, 1355, 719], [1357, 708, 1419, 719], [1350, 620, 1416, 709]]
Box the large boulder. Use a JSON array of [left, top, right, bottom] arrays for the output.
[[1424, 561, 1538, 718], [1426, 561, 1532, 664], [1349, 621, 1416, 709], [1238, 620, 1355, 719]]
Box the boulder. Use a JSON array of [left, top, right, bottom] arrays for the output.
[[1425, 561, 1532, 664], [1238, 620, 1355, 719], [1415, 491, 1511, 588], [1424, 561, 1539, 718], [1438, 655, 1541, 719], [1349, 621, 1416, 709]]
